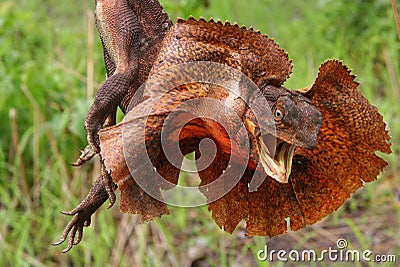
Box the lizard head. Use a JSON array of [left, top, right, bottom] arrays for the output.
[[245, 85, 323, 183]]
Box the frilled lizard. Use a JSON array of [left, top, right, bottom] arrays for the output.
[[53, 1, 391, 252]]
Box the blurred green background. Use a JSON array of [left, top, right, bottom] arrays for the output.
[[0, 0, 399, 266]]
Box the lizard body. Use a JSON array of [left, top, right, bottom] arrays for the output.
[[54, 1, 390, 252]]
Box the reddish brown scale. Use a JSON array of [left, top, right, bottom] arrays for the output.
[[76, 0, 173, 163], [98, 17, 295, 226], [99, 20, 390, 237], [151, 18, 292, 87], [194, 61, 391, 236]]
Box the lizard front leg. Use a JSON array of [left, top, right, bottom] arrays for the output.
[[74, 0, 142, 165], [71, 70, 135, 201], [84, 69, 137, 154], [72, 42, 118, 166]]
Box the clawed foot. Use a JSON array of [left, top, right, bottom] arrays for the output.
[[72, 110, 117, 167], [52, 206, 94, 252], [71, 144, 116, 208], [71, 116, 102, 166], [52, 175, 116, 252], [71, 144, 97, 166], [71, 117, 103, 166], [101, 161, 117, 208], [103, 175, 116, 209]]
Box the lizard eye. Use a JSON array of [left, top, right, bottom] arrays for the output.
[[274, 108, 284, 121]]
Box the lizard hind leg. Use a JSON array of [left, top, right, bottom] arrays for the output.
[[52, 172, 117, 252]]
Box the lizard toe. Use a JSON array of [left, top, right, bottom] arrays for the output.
[[71, 145, 97, 166]]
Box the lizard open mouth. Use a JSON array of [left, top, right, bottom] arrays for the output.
[[245, 118, 295, 183], [256, 134, 295, 183]]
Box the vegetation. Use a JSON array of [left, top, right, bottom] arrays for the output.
[[0, 0, 399, 266]]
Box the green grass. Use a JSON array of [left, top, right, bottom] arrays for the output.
[[1, 0, 399, 266]]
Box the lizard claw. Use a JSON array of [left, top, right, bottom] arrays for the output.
[[101, 167, 117, 209], [72, 109, 118, 167], [84, 114, 103, 153], [53, 176, 111, 252], [71, 145, 97, 166], [71, 117, 102, 167], [52, 209, 89, 253]]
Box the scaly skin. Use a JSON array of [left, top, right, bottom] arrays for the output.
[[98, 19, 323, 226], [73, 0, 172, 165], [52, 167, 116, 253], [98, 19, 389, 238], [54, 13, 321, 252], [54, 2, 390, 252]]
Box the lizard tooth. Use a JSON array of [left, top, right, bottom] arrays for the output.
[[248, 26, 254, 31], [217, 19, 223, 25], [225, 20, 231, 26], [208, 17, 214, 22]]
